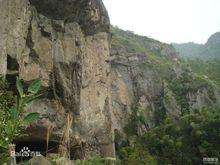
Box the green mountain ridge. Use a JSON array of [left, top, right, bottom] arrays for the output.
[[172, 32, 220, 59]]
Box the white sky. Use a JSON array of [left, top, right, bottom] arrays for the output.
[[102, 0, 220, 44]]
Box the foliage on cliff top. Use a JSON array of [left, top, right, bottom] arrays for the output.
[[187, 59, 220, 87], [111, 26, 161, 53]]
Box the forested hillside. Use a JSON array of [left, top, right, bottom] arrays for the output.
[[111, 26, 220, 165]]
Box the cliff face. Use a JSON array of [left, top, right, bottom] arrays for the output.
[[110, 27, 181, 133], [110, 27, 220, 135], [0, 0, 114, 158]]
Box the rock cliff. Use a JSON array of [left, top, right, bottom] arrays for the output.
[[0, 0, 114, 159]]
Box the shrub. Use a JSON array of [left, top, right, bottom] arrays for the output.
[[0, 77, 41, 164], [118, 146, 157, 165]]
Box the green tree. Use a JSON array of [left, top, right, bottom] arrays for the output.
[[140, 107, 220, 164]]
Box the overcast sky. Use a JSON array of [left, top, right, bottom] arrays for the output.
[[102, 0, 220, 44]]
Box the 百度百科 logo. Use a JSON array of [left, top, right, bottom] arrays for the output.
[[10, 147, 41, 157]]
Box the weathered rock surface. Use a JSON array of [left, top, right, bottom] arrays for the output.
[[29, 156, 51, 165], [110, 46, 173, 132], [0, 0, 114, 159]]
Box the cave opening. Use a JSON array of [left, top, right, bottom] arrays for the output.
[[7, 55, 19, 71], [6, 55, 19, 91]]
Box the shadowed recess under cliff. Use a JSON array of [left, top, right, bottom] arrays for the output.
[[29, 0, 110, 35]]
